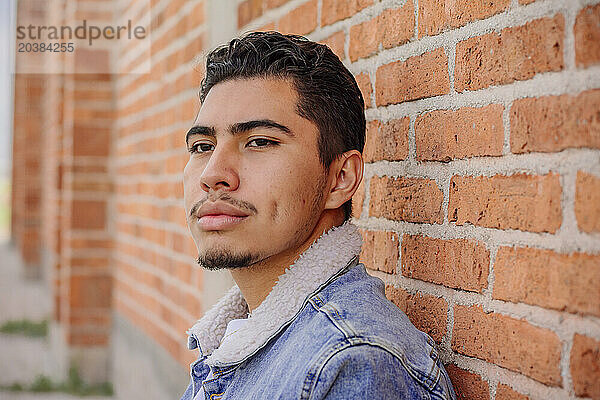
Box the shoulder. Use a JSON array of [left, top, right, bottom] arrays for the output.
[[295, 264, 455, 400], [303, 344, 453, 400]]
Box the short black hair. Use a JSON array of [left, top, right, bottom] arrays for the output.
[[200, 31, 366, 220]]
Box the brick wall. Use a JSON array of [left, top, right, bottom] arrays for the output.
[[11, 0, 600, 397], [112, 0, 206, 370], [235, 0, 600, 398]]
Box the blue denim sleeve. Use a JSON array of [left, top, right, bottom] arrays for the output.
[[307, 344, 451, 400]]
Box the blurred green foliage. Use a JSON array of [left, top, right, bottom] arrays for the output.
[[1, 367, 114, 396], [0, 319, 47, 337], [0, 179, 9, 235]]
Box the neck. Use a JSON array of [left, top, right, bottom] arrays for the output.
[[230, 209, 345, 312]]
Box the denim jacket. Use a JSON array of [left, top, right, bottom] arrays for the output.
[[181, 223, 456, 400]]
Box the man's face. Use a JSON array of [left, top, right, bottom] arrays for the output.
[[183, 78, 329, 270]]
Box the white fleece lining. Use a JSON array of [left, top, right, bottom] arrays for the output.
[[186, 222, 363, 367]]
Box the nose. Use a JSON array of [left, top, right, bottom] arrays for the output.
[[199, 143, 240, 193]]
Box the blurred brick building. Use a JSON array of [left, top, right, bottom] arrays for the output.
[[9, 0, 600, 399]]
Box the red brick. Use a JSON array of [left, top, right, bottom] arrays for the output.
[[494, 246, 600, 317], [238, 0, 263, 28], [401, 235, 489, 292], [570, 334, 600, 399], [575, 4, 600, 68], [187, 1, 205, 29], [364, 119, 409, 162], [264, 0, 288, 10], [71, 200, 106, 230], [349, 1, 414, 61], [448, 173, 562, 233], [415, 105, 504, 161], [72, 180, 112, 193], [455, 15, 564, 92], [445, 365, 490, 400], [73, 125, 111, 156], [419, 0, 510, 38], [369, 176, 444, 224], [575, 171, 600, 233], [321, 0, 373, 26], [319, 31, 345, 60], [68, 332, 109, 346], [74, 48, 110, 74], [70, 275, 112, 309], [510, 90, 600, 154], [278, 0, 317, 35], [452, 305, 562, 386], [73, 89, 112, 101], [69, 312, 111, 327], [70, 238, 112, 249], [385, 286, 447, 342], [496, 384, 530, 400], [376, 48, 450, 106], [355, 73, 372, 109], [359, 229, 399, 274], [70, 257, 110, 269]]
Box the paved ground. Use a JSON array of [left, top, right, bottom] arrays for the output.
[[0, 240, 111, 400]]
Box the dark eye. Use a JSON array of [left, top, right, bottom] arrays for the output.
[[189, 142, 214, 153], [247, 138, 277, 148]]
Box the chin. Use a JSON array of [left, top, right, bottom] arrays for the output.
[[196, 245, 266, 271]]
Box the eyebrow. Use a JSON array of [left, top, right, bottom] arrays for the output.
[[185, 119, 293, 146]]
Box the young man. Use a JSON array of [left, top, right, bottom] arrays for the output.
[[181, 32, 455, 399]]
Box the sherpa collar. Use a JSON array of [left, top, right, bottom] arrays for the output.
[[186, 222, 363, 368]]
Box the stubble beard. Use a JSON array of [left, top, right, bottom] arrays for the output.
[[196, 172, 328, 271], [196, 249, 259, 271]]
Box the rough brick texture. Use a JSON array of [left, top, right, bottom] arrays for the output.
[[419, 0, 510, 37], [494, 246, 600, 317], [370, 176, 444, 224], [238, 0, 263, 28], [364, 119, 409, 162], [401, 235, 489, 293], [445, 365, 490, 400], [510, 90, 600, 154], [376, 48, 450, 106], [321, 0, 373, 26], [349, 1, 414, 61], [575, 4, 600, 68], [455, 15, 564, 91], [278, 0, 318, 35], [359, 229, 399, 274], [495, 385, 530, 400], [575, 171, 600, 233], [570, 334, 600, 399], [452, 305, 562, 386], [448, 173, 562, 233], [386, 285, 447, 343], [415, 105, 504, 161]]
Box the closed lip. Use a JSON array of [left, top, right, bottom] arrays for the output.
[[196, 202, 250, 219]]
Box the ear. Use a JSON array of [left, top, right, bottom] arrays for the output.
[[324, 150, 364, 211]]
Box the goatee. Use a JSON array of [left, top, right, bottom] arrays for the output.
[[196, 250, 257, 270]]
